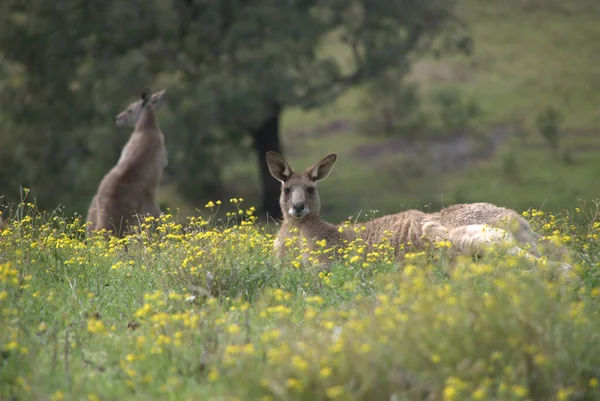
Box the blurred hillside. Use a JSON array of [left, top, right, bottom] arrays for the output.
[[212, 0, 600, 222]]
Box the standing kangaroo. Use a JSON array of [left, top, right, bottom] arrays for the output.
[[266, 152, 556, 266], [86, 89, 167, 237]]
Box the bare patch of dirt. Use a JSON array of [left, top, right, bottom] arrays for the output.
[[283, 116, 599, 174], [283, 119, 354, 157], [284, 119, 353, 140], [569, 144, 600, 153], [567, 128, 600, 138], [352, 124, 512, 173]]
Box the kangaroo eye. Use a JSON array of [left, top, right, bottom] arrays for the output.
[[306, 187, 315, 194], [284, 188, 291, 195]]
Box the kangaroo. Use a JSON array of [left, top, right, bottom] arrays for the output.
[[115, 90, 169, 168], [86, 89, 167, 237], [266, 151, 355, 265], [266, 152, 567, 268], [86, 90, 166, 233], [266, 152, 458, 265]]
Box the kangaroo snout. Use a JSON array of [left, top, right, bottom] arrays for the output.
[[290, 203, 308, 218]]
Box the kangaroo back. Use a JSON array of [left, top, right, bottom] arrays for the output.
[[357, 210, 429, 258]]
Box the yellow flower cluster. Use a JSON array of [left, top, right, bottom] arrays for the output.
[[0, 200, 599, 400]]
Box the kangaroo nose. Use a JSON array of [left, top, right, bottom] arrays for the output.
[[292, 203, 304, 213]]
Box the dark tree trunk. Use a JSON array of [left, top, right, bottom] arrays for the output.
[[249, 104, 283, 221]]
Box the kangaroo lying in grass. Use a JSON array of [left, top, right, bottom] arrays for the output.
[[266, 152, 566, 267], [86, 90, 167, 237], [266, 151, 450, 263], [266, 152, 354, 263]]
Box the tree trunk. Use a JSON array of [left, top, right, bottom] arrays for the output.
[[249, 104, 283, 221]]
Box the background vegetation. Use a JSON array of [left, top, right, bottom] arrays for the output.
[[257, 0, 600, 222], [1, 0, 598, 223]]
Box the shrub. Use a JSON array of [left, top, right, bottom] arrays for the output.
[[536, 106, 563, 158]]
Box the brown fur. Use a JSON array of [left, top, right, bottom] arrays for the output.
[[266, 152, 571, 269], [355, 210, 431, 258], [266, 152, 355, 265], [275, 215, 356, 265], [266, 152, 445, 265], [86, 90, 167, 237]]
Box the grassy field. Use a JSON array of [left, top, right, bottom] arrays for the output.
[[2, 200, 600, 400], [4, 1, 600, 399], [207, 0, 600, 223]]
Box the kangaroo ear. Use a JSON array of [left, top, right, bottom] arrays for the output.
[[306, 153, 337, 182], [150, 89, 166, 107], [141, 90, 151, 106], [266, 151, 293, 182]]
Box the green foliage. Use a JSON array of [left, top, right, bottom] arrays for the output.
[[431, 87, 481, 133], [358, 75, 427, 140], [0, 0, 466, 217], [1, 200, 600, 400], [561, 148, 575, 165], [500, 148, 521, 183], [536, 106, 563, 157]]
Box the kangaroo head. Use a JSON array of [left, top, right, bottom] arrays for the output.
[[115, 89, 166, 127], [266, 151, 337, 220]]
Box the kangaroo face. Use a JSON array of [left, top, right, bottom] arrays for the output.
[[281, 174, 319, 219], [266, 152, 337, 221], [115, 89, 166, 127]]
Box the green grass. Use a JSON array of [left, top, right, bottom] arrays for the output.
[[2, 201, 600, 400], [199, 0, 600, 224]]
